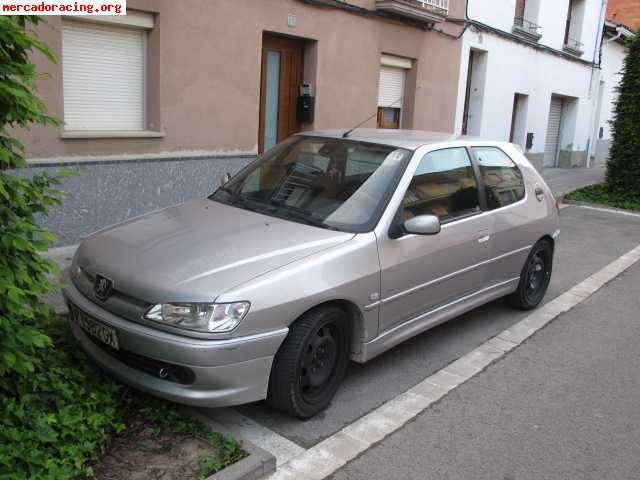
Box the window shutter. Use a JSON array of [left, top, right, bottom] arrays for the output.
[[63, 23, 146, 131], [378, 66, 406, 108]]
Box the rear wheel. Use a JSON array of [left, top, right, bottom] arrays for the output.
[[507, 239, 553, 310], [267, 306, 350, 418]]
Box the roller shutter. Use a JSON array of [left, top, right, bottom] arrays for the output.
[[543, 97, 563, 167], [63, 23, 146, 131], [378, 66, 407, 108]]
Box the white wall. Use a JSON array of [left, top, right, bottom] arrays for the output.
[[592, 37, 627, 163], [598, 40, 626, 140], [454, 31, 598, 162], [466, 0, 606, 60], [457, 0, 607, 168]]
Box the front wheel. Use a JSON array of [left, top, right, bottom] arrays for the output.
[[507, 239, 553, 310], [267, 306, 350, 418]]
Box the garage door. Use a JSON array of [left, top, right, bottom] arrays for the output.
[[543, 97, 563, 168]]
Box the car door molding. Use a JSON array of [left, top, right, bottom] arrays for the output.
[[356, 276, 522, 362], [371, 244, 532, 309]]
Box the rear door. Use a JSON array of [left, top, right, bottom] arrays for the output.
[[377, 147, 492, 334]]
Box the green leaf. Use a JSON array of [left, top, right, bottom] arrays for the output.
[[3, 351, 17, 366]]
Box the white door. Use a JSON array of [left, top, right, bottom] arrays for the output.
[[543, 97, 563, 168]]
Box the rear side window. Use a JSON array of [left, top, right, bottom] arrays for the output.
[[472, 147, 525, 210], [401, 147, 480, 223]]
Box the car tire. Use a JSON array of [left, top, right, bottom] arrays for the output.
[[507, 239, 554, 310], [267, 305, 350, 419]]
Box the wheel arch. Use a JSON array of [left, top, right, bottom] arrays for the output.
[[539, 234, 555, 253], [289, 299, 366, 357]]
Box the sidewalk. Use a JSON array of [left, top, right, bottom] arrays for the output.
[[331, 262, 640, 480], [541, 166, 605, 198]]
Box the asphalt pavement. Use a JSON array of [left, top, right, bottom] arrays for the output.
[[331, 260, 640, 480], [542, 166, 605, 198], [227, 205, 640, 448]]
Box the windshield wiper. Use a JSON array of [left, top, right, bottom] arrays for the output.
[[268, 203, 340, 231]]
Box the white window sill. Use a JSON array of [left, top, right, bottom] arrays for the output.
[[60, 130, 166, 139]]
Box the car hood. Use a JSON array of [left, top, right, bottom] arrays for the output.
[[75, 199, 355, 303]]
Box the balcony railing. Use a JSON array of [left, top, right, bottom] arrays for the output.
[[414, 0, 449, 12], [512, 16, 542, 41], [376, 0, 449, 23], [563, 37, 585, 56]]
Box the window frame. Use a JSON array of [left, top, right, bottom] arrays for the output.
[[389, 146, 486, 238], [61, 14, 157, 138], [388, 145, 528, 239], [467, 146, 527, 213]]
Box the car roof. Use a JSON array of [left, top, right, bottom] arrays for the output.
[[298, 129, 489, 150]]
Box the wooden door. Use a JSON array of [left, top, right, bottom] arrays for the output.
[[377, 107, 401, 129], [259, 34, 304, 153]]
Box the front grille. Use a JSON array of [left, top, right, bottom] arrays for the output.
[[73, 268, 151, 323], [85, 334, 196, 385]]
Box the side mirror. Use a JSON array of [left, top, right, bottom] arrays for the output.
[[403, 215, 441, 236], [218, 172, 232, 188]]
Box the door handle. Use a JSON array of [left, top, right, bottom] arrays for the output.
[[478, 235, 491, 244]]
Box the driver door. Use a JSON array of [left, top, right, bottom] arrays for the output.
[[377, 147, 492, 333]]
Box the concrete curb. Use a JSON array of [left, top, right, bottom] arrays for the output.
[[562, 198, 640, 215], [187, 409, 277, 480], [268, 243, 640, 480]]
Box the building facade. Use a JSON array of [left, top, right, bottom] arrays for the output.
[[20, 0, 467, 245], [453, 0, 607, 171]]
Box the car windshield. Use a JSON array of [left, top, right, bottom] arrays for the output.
[[210, 136, 412, 232]]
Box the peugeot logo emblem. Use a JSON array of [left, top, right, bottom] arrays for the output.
[[94, 274, 114, 301]]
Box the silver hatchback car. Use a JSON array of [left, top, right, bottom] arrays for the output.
[[64, 130, 559, 418]]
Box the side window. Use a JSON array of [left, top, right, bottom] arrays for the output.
[[402, 148, 480, 222], [472, 147, 525, 210]]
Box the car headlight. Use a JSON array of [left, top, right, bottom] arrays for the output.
[[144, 302, 250, 333]]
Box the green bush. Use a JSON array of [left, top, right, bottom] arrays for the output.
[[565, 183, 640, 211], [605, 29, 640, 195], [0, 16, 124, 479], [0, 15, 62, 380], [0, 321, 126, 479]]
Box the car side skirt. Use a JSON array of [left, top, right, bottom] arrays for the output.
[[351, 277, 520, 363]]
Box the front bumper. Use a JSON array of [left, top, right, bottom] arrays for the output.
[[63, 277, 288, 407]]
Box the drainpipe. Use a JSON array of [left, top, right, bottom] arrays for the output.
[[586, 0, 607, 168], [603, 28, 624, 44]]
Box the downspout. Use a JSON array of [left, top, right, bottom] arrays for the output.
[[586, 0, 607, 167], [603, 28, 624, 44]]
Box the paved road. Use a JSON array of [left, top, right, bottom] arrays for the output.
[[331, 261, 640, 480], [542, 166, 605, 198], [209, 205, 640, 448]]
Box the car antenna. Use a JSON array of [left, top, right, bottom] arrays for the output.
[[342, 86, 420, 139]]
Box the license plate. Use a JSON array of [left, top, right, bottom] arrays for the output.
[[69, 303, 119, 350]]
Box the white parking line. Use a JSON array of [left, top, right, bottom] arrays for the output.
[[264, 242, 640, 480], [202, 408, 305, 466], [577, 204, 640, 218]]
